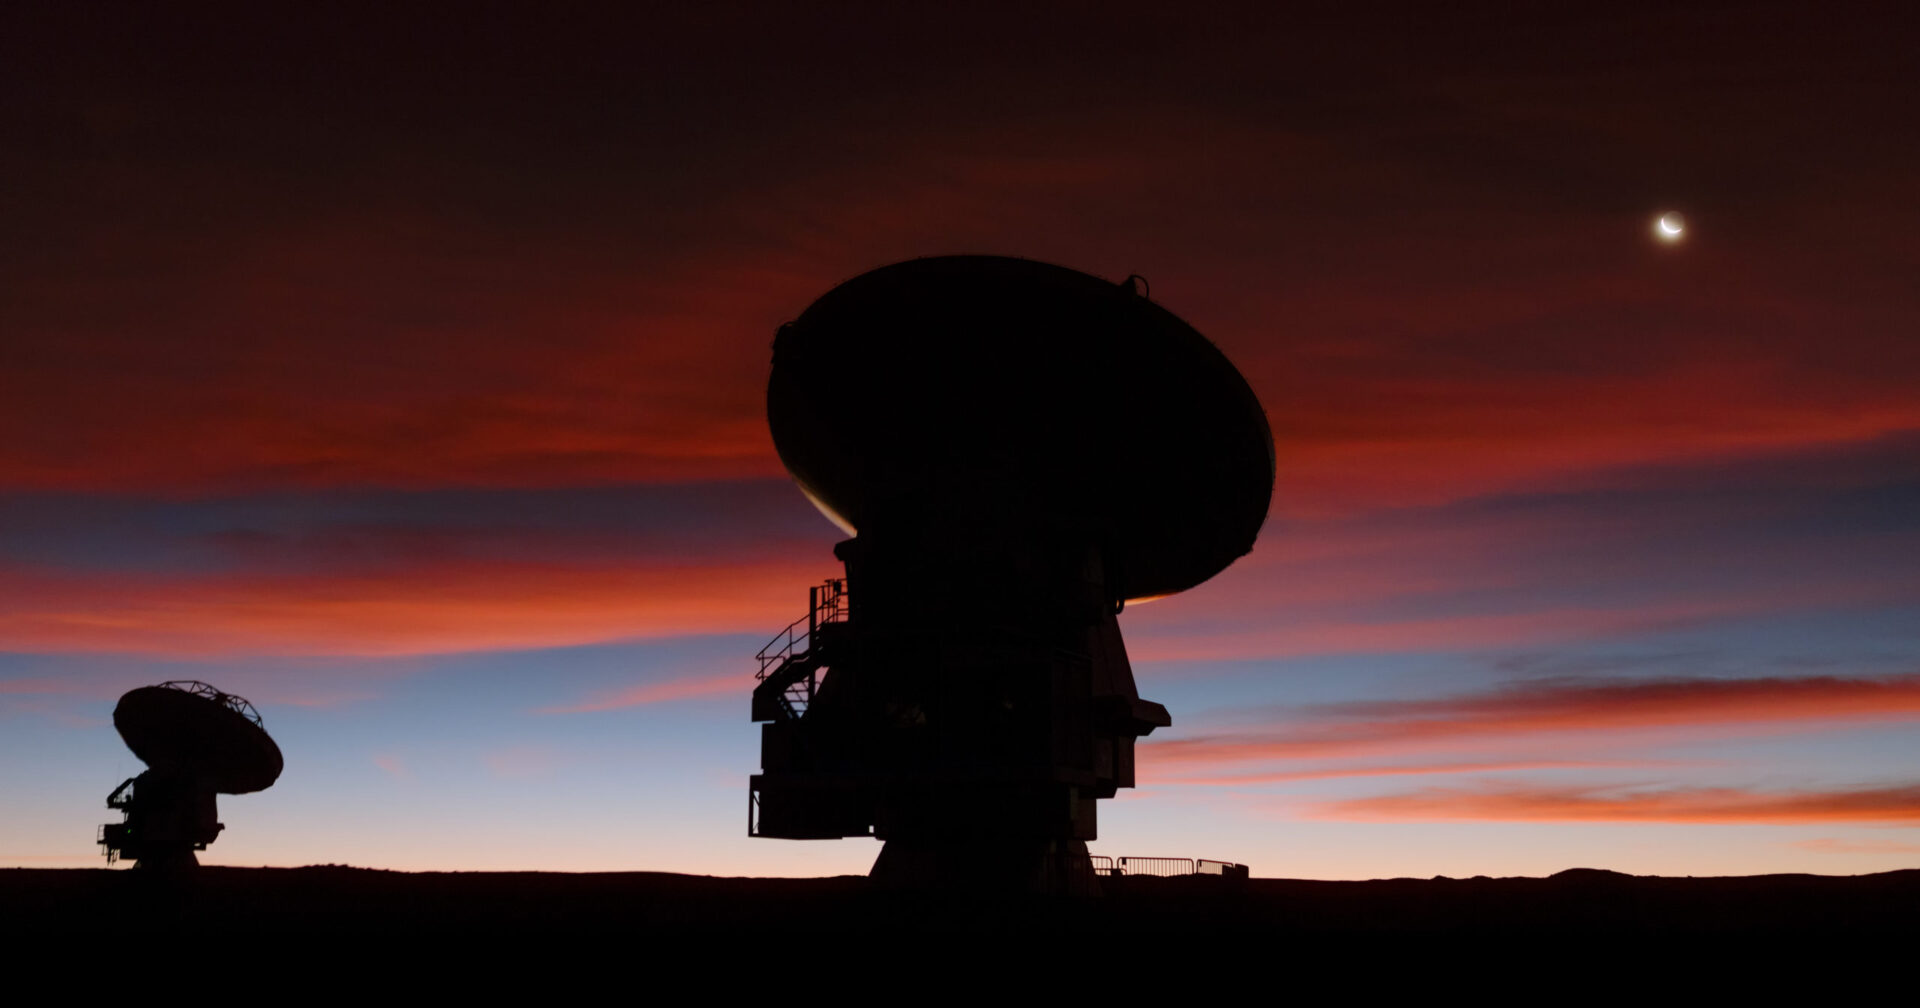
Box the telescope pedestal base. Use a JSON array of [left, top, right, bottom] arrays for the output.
[[133, 847, 200, 873], [870, 837, 1100, 896]]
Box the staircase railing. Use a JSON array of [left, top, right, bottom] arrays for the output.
[[753, 579, 847, 719], [755, 579, 847, 678]]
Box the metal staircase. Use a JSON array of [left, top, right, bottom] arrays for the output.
[[752, 579, 847, 721]]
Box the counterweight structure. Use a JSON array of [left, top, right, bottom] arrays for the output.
[[750, 257, 1274, 890]]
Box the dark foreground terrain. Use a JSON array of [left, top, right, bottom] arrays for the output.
[[5, 865, 1914, 939]]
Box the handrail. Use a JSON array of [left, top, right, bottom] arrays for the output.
[[752, 580, 849, 720], [754, 614, 814, 678], [754, 579, 847, 679]]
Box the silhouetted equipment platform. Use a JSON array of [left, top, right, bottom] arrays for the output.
[[99, 681, 283, 869], [750, 256, 1274, 891]]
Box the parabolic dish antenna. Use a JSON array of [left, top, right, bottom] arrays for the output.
[[100, 680, 283, 869], [768, 255, 1275, 602], [114, 681, 284, 794]]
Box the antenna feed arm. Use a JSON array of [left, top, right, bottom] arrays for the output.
[[1092, 695, 1172, 738]]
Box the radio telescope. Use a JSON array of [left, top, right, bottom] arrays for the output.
[[749, 256, 1273, 890], [100, 680, 283, 870]]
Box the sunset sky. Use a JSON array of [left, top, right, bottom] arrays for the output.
[[4, 4, 1917, 878]]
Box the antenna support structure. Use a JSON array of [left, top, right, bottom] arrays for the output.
[[747, 257, 1273, 893]]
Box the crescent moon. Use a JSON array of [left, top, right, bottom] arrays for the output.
[[1657, 212, 1684, 237]]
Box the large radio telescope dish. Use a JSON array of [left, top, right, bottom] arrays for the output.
[[751, 256, 1275, 891], [768, 255, 1274, 602]]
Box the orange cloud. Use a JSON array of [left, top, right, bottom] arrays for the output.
[[538, 671, 743, 713], [1146, 674, 1920, 765], [1145, 758, 1687, 786], [1313, 782, 1920, 824], [0, 557, 827, 656]]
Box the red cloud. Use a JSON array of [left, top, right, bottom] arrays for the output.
[[1313, 782, 1920, 824], [6, 96, 1917, 525], [1146, 674, 1920, 765]]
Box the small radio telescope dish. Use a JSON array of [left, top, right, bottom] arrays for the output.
[[99, 680, 283, 870]]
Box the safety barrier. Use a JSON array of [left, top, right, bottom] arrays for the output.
[[1109, 856, 1195, 877], [1087, 855, 1250, 879]]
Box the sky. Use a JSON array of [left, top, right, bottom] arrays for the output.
[[3, 3, 1917, 878]]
